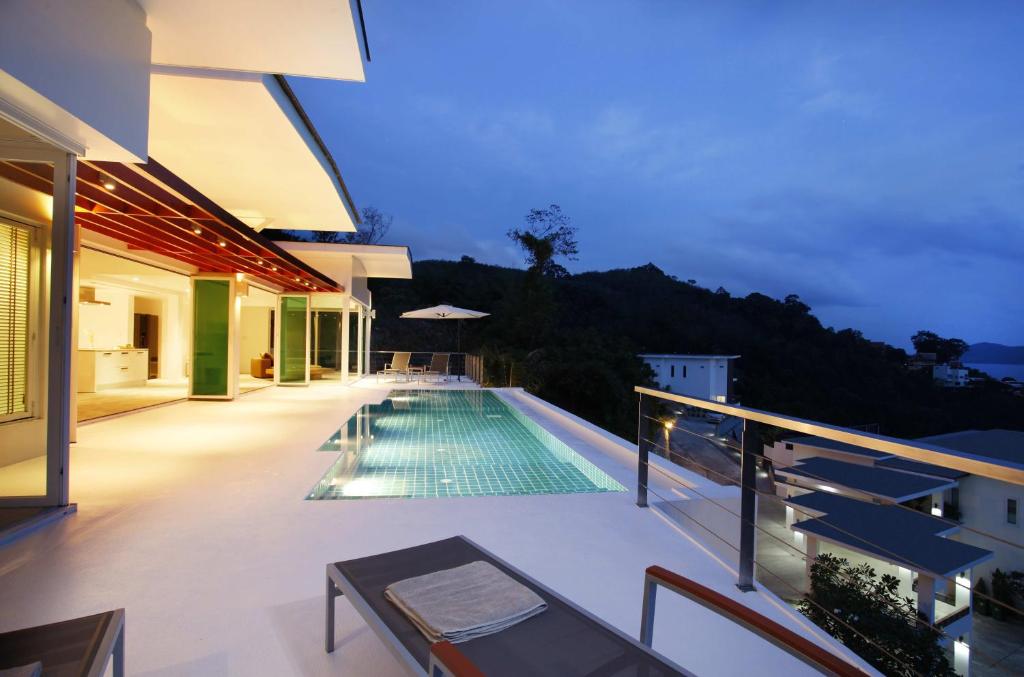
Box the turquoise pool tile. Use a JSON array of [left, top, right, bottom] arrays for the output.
[[307, 390, 625, 499]]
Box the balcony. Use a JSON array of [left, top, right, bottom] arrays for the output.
[[0, 378, 872, 675]]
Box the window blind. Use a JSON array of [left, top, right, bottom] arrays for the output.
[[0, 221, 30, 418]]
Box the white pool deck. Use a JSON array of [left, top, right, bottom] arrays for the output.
[[0, 379, 870, 676]]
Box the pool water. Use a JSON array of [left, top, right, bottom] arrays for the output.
[[307, 390, 625, 499]]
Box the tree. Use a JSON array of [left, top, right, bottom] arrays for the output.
[[507, 204, 578, 277], [312, 206, 393, 244], [800, 553, 954, 676], [911, 330, 969, 363]]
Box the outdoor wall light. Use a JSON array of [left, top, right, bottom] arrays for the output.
[[100, 174, 116, 191]]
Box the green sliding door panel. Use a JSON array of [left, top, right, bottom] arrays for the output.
[[192, 279, 230, 396], [280, 296, 308, 383]]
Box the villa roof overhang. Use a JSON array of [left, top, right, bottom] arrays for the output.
[[277, 242, 413, 280], [787, 492, 993, 578], [0, 157, 342, 293], [775, 457, 958, 503], [148, 70, 359, 234]]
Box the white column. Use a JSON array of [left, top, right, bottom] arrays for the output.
[[804, 535, 818, 580], [46, 152, 76, 506], [340, 300, 351, 385], [365, 308, 372, 378], [356, 305, 364, 378], [69, 221, 80, 444], [917, 573, 936, 624]]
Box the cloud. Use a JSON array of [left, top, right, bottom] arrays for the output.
[[798, 51, 876, 118]]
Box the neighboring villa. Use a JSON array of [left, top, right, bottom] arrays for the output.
[[909, 352, 970, 387], [767, 429, 1024, 672], [638, 354, 739, 402], [1, 3, 1022, 677], [933, 363, 970, 388]]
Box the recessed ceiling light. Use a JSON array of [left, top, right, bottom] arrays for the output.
[[193, 226, 202, 235], [218, 240, 227, 247], [271, 266, 278, 272], [100, 174, 116, 191], [257, 259, 264, 266]]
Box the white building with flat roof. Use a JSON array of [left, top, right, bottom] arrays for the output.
[[639, 354, 738, 402]]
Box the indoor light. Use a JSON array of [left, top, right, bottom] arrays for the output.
[[193, 226, 202, 235], [218, 239, 227, 247], [271, 266, 277, 271], [100, 174, 116, 191], [257, 259, 264, 266]]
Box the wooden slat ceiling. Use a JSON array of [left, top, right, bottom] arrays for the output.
[[0, 157, 342, 293]]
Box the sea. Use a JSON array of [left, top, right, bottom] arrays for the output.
[[966, 363, 1024, 381]]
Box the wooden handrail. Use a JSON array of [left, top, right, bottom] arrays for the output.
[[429, 641, 487, 677], [643, 566, 869, 677], [635, 385, 1024, 484]]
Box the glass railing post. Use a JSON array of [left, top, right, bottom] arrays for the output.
[[737, 418, 760, 592], [637, 394, 653, 507]]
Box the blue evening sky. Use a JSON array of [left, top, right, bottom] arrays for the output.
[[292, 1, 1024, 349]]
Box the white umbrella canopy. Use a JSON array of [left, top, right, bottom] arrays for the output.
[[400, 304, 489, 320], [400, 304, 489, 352]]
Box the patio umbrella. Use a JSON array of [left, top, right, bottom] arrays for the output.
[[400, 304, 489, 352]]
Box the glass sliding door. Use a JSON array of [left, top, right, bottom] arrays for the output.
[[0, 140, 75, 508], [311, 311, 342, 375], [277, 295, 309, 385], [191, 278, 231, 397]]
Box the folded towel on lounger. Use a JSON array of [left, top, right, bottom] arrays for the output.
[[384, 560, 547, 643]]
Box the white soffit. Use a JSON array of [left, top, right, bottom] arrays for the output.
[[279, 242, 413, 279], [141, 0, 366, 81], [149, 71, 357, 233]]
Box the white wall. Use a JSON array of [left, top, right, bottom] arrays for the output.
[[0, 0, 151, 159], [765, 440, 879, 469], [643, 356, 732, 401], [78, 287, 133, 349], [239, 307, 272, 373], [955, 475, 1024, 579]]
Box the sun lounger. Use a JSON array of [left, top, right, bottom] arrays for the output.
[[422, 353, 450, 383], [0, 609, 124, 677], [377, 352, 412, 382], [325, 536, 689, 676]]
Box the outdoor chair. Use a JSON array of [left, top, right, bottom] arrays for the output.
[[422, 353, 450, 383], [377, 352, 412, 382], [325, 536, 688, 676], [0, 609, 125, 677], [325, 537, 867, 677]]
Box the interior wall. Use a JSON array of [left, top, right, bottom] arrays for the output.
[[239, 306, 272, 373], [78, 287, 133, 349]]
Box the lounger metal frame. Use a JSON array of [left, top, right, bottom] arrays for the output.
[[92, 609, 126, 677], [0, 608, 125, 677], [325, 536, 690, 676]]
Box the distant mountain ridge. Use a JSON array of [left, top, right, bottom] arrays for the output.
[[964, 342, 1024, 365]]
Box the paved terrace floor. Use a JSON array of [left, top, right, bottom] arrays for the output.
[[0, 380, 862, 676]]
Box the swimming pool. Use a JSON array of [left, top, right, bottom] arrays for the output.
[[307, 390, 625, 499]]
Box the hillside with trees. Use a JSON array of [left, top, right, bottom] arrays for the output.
[[370, 258, 1024, 440]]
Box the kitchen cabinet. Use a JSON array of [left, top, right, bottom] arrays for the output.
[[77, 349, 149, 392]]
